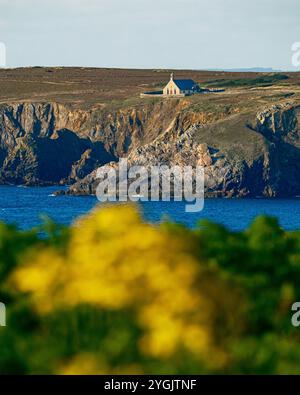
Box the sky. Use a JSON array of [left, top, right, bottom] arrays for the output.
[[0, 0, 299, 70]]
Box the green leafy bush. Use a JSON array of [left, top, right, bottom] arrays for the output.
[[0, 205, 299, 374]]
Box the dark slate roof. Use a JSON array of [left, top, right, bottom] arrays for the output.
[[173, 79, 198, 90]]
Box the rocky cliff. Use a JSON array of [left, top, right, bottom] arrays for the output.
[[65, 101, 300, 198], [0, 99, 300, 197], [0, 100, 183, 185]]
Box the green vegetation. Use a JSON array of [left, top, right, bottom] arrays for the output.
[[0, 205, 300, 374], [183, 99, 235, 116], [206, 74, 289, 88]]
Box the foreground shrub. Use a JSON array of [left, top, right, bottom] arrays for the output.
[[0, 204, 299, 374]]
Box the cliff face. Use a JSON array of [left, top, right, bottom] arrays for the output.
[[0, 103, 109, 184], [0, 100, 300, 197], [0, 101, 183, 184], [67, 102, 300, 198]]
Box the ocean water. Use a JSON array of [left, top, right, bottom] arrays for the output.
[[0, 185, 300, 231]]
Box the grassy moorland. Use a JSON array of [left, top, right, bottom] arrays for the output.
[[0, 204, 300, 374], [0, 67, 300, 109]]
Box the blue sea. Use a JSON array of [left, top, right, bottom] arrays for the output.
[[0, 185, 299, 231]]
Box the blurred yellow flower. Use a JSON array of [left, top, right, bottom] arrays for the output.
[[10, 204, 240, 372]]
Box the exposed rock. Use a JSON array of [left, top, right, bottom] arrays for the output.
[[65, 103, 300, 198], [0, 100, 300, 198], [0, 100, 183, 185]]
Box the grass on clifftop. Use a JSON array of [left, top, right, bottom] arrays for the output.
[[0, 68, 299, 109]]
